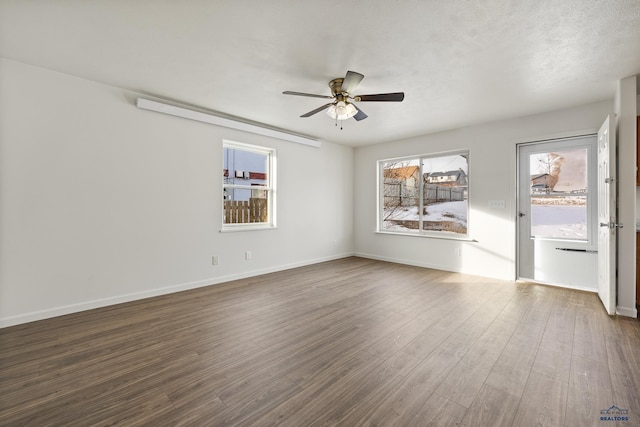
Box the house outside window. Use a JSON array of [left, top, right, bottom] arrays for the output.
[[528, 148, 591, 241], [379, 151, 469, 237], [222, 141, 276, 230]]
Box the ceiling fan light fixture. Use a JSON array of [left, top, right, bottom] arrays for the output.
[[326, 100, 357, 120], [283, 70, 404, 125]]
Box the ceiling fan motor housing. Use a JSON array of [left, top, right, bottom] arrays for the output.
[[329, 78, 346, 96], [282, 71, 403, 121]]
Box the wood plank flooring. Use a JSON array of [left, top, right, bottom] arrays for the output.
[[1, 257, 639, 426]]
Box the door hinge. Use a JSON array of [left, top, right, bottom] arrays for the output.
[[599, 221, 623, 229], [604, 177, 615, 183]]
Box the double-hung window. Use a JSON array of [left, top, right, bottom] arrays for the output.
[[379, 151, 469, 237], [222, 141, 276, 230]]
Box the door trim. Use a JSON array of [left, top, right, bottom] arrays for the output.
[[516, 134, 598, 287]]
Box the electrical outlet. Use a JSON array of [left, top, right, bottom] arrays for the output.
[[245, 251, 252, 260], [212, 256, 218, 265]]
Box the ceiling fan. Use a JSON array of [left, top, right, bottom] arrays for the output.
[[283, 71, 404, 126]]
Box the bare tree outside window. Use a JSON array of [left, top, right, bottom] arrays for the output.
[[534, 152, 565, 191], [529, 148, 588, 240], [380, 153, 468, 235], [382, 160, 420, 225]]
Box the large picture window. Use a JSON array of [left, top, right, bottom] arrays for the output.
[[379, 151, 469, 237], [222, 141, 276, 230]]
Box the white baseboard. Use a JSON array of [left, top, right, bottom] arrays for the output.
[[356, 252, 601, 290], [0, 252, 354, 328], [354, 252, 459, 274], [616, 305, 638, 318], [4, 252, 634, 327]]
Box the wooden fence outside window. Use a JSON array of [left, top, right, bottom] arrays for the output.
[[224, 198, 268, 224], [423, 184, 464, 204]]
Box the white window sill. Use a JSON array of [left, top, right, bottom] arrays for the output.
[[220, 224, 278, 233]]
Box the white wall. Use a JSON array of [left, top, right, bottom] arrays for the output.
[[0, 59, 354, 327], [354, 101, 613, 283], [2, 57, 634, 326]]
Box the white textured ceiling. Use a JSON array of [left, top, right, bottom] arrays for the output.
[[1, 0, 639, 147]]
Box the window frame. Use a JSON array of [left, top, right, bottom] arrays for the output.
[[519, 136, 596, 247], [377, 150, 470, 239], [221, 140, 276, 232]]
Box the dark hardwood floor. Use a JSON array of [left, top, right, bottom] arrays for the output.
[[1, 257, 638, 426]]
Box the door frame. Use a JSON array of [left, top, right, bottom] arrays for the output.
[[515, 134, 598, 288]]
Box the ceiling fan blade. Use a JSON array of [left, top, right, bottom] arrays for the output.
[[283, 91, 333, 99], [353, 105, 368, 121], [300, 103, 334, 117], [341, 71, 364, 93], [355, 92, 405, 102]]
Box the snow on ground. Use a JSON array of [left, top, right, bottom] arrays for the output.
[[530, 205, 586, 239], [383, 201, 467, 231], [384, 201, 587, 240]]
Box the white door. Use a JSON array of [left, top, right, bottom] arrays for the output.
[[517, 136, 598, 289], [597, 114, 617, 315]]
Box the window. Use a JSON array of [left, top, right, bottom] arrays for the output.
[[379, 151, 468, 237], [222, 141, 276, 230], [527, 146, 592, 241]]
